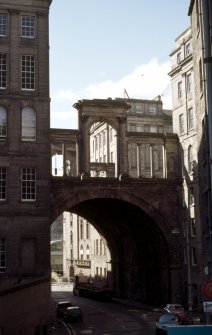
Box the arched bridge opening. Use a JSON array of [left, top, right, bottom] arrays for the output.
[[51, 179, 183, 306]]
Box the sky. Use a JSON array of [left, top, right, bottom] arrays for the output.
[[49, 0, 190, 129]]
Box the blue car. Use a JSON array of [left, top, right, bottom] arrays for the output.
[[156, 313, 180, 334]]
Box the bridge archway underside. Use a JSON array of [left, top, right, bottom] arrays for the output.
[[51, 177, 183, 306]]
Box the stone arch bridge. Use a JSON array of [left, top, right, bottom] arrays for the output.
[[50, 98, 183, 305]]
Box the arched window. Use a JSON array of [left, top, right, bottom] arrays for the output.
[[22, 107, 36, 141], [188, 145, 193, 173], [0, 106, 7, 139]]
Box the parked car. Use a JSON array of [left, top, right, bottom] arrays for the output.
[[162, 303, 190, 324], [63, 306, 83, 322], [163, 303, 185, 314], [56, 301, 73, 319], [156, 313, 180, 334]]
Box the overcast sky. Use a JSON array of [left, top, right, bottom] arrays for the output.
[[49, 1, 190, 129]]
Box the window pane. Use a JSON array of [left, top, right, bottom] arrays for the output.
[[188, 108, 194, 130], [0, 13, 7, 36], [0, 106, 7, 139], [21, 16, 35, 38], [178, 81, 183, 99], [0, 167, 6, 200], [179, 114, 184, 134], [22, 107, 36, 141], [187, 73, 192, 92], [21, 168, 36, 201], [21, 55, 35, 90], [0, 53, 7, 88]]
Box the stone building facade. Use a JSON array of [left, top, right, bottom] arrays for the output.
[[89, 97, 172, 179], [62, 212, 111, 281], [0, 1, 52, 334], [188, 0, 212, 283], [168, 0, 212, 310], [169, 26, 202, 309]]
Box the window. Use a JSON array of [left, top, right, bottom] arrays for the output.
[[103, 132, 106, 146], [186, 73, 192, 93], [86, 222, 90, 239], [191, 247, 197, 265], [188, 108, 194, 130], [86, 245, 89, 260], [22, 107, 36, 141], [135, 105, 143, 113], [80, 245, 84, 259], [189, 187, 194, 206], [100, 239, 103, 255], [80, 220, 84, 239], [185, 43, 191, 56], [110, 151, 113, 163], [150, 126, 157, 133], [0, 106, 7, 139], [0, 54, 7, 89], [95, 136, 98, 150], [109, 128, 113, 142], [96, 239, 99, 254], [21, 15, 35, 38], [0, 13, 7, 36], [177, 52, 182, 64], [188, 145, 193, 173], [21, 55, 35, 90], [0, 238, 6, 272], [178, 81, 183, 99], [148, 105, 157, 114], [0, 167, 6, 200], [137, 125, 144, 132], [129, 123, 136, 132], [191, 218, 196, 236], [179, 114, 184, 134], [21, 168, 36, 201]]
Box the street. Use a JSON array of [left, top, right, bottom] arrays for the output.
[[51, 283, 161, 335]]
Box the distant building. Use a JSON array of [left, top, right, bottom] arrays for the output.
[[188, 0, 212, 284], [89, 96, 172, 179], [51, 215, 63, 273], [53, 96, 173, 283], [169, 26, 201, 309], [51, 212, 111, 281]]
